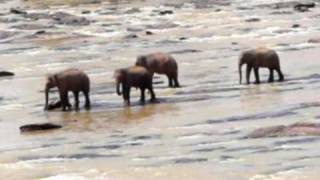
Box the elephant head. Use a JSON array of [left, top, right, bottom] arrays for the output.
[[238, 52, 251, 84], [135, 55, 147, 67], [114, 69, 126, 96], [44, 74, 58, 110]]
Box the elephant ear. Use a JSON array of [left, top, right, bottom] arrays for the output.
[[136, 55, 147, 65], [114, 68, 126, 81]]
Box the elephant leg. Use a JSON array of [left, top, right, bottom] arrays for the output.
[[73, 91, 79, 110], [276, 68, 284, 81], [123, 87, 130, 105], [246, 65, 252, 84], [167, 75, 173, 88], [148, 85, 157, 102], [173, 72, 180, 88], [140, 87, 145, 104], [60, 91, 70, 111], [83, 91, 91, 109], [268, 68, 274, 82], [253, 67, 260, 84]]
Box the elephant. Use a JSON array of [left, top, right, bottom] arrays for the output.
[[114, 66, 157, 105], [135, 52, 180, 88], [44, 68, 91, 111], [239, 47, 284, 84]]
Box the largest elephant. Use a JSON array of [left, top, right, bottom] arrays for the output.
[[239, 47, 284, 84], [44, 68, 91, 111], [136, 52, 180, 88]]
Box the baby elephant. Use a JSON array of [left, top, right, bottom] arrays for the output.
[[114, 66, 156, 105], [136, 52, 180, 88], [44, 68, 91, 111], [239, 47, 284, 84]]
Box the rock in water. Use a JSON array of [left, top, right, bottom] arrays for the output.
[[10, 8, 27, 15], [294, 2, 316, 12], [308, 38, 320, 43], [0, 71, 14, 77], [20, 123, 62, 132], [246, 122, 320, 138], [51, 12, 90, 26], [159, 10, 174, 15]]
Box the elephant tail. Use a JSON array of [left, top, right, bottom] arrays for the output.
[[239, 63, 242, 84]]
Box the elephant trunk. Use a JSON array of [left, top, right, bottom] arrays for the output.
[[116, 81, 122, 96], [239, 62, 243, 84], [44, 87, 49, 110]]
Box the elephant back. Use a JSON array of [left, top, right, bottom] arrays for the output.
[[56, 69, 90, 92], [255, 48, 280, 67]]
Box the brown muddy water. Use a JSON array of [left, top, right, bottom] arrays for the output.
[[0, 0, 320, 179]]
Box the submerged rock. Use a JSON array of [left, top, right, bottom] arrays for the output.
[[10, 8, 27, 15], [292, 24, 300, 28], [146, 31, 153, 35], [17, 11, 90, 26], [0, 31, 17, 40], [308, 38, 320, 43], [246, 122, 320, 138], [20, 123, 62, 132], [124, 34, 138, 39], [0, 71, 14, 77], [159, 10, 174, 15], [245, 18, 260, 22], [11, 24, 53, 30], [51, 12, 90, 26], [294, 2, 315, 12], [146, 22, 178, 29]]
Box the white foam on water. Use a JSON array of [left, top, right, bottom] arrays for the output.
[[40, 169, 113, 180], [250, 168, 304, 180]]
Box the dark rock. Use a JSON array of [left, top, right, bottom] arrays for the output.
[[51, 12, 90, 26], [0, 71, 14, 77], [294, 3, 315, 12], [146, 31, 153, 35], [237, 6, 254, 10], [35, 30, 46, 35], [124, 34, 138, 39], [125, 8, 140, 14], [127, 27, 143, 32], [308, 38, 320, 43], [292, 24, 300, 28], [294, 2, 316, 9], [23, 12, 51, 20], [245, 18, 260, 22], [170, 49, 201, 54], [273, 29, 292, 34], [246, 122, 320, 138], [20, 123, 62, 132], [10, 8, 27, 15], [231, 42, 238, 45], [179, 37, 188, 40], [270, 11, 294, 15], [81, 10, 91, 14], [295, 6, 309, 12], [159, 10, 174, 15]]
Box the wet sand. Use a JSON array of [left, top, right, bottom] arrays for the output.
[[0, 0, 320, 179]]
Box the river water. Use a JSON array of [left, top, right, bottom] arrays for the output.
[[0, 0, 320, 179]]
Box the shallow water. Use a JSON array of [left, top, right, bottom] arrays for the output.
[[1, 0, 320, 179]]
